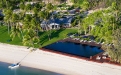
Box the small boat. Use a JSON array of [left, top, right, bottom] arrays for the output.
[[8, 63, 20, 69]]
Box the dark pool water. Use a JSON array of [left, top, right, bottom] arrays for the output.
[[44, 42, 103, 58]]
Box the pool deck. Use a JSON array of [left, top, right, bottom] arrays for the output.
[[59, 38, 101, 48], [41, 38, 121, 66], [92, 52, 121, 66], [41, 47, 121, 66]]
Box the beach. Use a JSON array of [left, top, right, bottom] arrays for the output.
[[0, 43, 121, 75]]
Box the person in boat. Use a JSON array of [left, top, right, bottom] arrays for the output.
[[16, 62, 19, 65]]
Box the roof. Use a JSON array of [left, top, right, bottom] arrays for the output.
[[50, 23, 59, 26], [0, 12, 4, 17], [41, 16, 73, 26]]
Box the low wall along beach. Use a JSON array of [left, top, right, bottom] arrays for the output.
[[0, 43, 121, 75]]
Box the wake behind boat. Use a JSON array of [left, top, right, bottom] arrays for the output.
[[8, 63, 20, 69]]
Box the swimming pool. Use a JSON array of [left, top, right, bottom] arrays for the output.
[[43, 42, 103, 58]]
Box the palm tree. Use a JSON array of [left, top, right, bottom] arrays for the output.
[[10, 13, 24, 40], [10, 25, 21, 40], [22, 14, 40, 47], [22, 34, 32, 47], [3, 9, 13, 34], [39, 10, 50, 30], [30, 18, 41, 36], [76, 15, 82, 34], [103, 28, 121, 63], [81, 0, 89, 11], [25, 4, 32, 11], [39, 10, 51, 40], [46, 3, 54, 12], [22, 28, 40, 48], [111, 2, 119, 41], [19, 2, 25, 10]]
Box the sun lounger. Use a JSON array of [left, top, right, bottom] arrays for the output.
[[83, 40, 87, 42], [97, 42, 101, 44], [102, 56, 106, 59], [101, 42, 105, 44], [80, 40, 83, 42], [102, 52, 108, 56], [96, 56, 101, 60]]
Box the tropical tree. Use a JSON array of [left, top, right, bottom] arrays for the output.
[[30, 18, 41, 36], [10, 13, 20, 40], [81, 8, 116, 42], [39, 10, 50, 30], [0, 1, 5, 9], [103, 28, 121, 63], [81, 0, 89, 10], [22, 27, 40, 47], [25, 4, 32, 11], [73, 15, 82, 34], [71, 0, 78, 4], [39, 10, 51, 40], [33, 7, 38, 16], [46, 3, 54, 12], [22, 14, 40, 47], [71, 19, 77, 27], [19, 3, 25, 10], [111, 2, 119, 32], [10, 13, 25, 40], [10, 25, 21, 40], [3, 9, 13, 34]]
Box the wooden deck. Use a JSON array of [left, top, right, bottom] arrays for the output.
[[40, 38, 121, 66], [40, 48, 121, 66], [91, 52, 121, 66], [59, 38, 101, 48]]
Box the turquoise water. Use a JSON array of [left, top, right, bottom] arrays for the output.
[[0, 62, 62, 75]]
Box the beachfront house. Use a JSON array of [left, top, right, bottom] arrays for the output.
[[41, 16, 73, 30]]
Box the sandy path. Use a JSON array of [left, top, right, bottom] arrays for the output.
[[0, 43, 121, 75]]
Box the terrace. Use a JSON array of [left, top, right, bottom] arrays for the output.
[[92, 52, 121, 66], [60, 38, 101, 48], [41, 38, 121, 66]]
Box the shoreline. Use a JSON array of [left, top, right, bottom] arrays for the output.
[[0, 43, 82, 75], [0, 43, 121, 75]]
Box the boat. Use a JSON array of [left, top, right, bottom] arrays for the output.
[[8, 63, 20, 69], [8, 50, 20, 69]]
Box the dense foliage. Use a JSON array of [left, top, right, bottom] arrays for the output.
[[103, 28, 121, 63], [71, 0, 121, 10]]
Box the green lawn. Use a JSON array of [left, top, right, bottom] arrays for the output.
[[0, 25, 77, 47], [39, 28, 77, 47], [0, 25, 22, 45]]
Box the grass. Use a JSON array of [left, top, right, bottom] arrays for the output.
[[0, 25, 77, 47], [39, 28, 77, 47], [0, 25, 22, 45]]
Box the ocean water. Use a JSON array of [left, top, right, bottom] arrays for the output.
[[0, 62, 62, 75]]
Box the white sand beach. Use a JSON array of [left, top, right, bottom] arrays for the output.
[[0, 43, 121, 75]]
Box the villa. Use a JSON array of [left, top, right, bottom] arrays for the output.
[[41, 16, 73, 30]]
